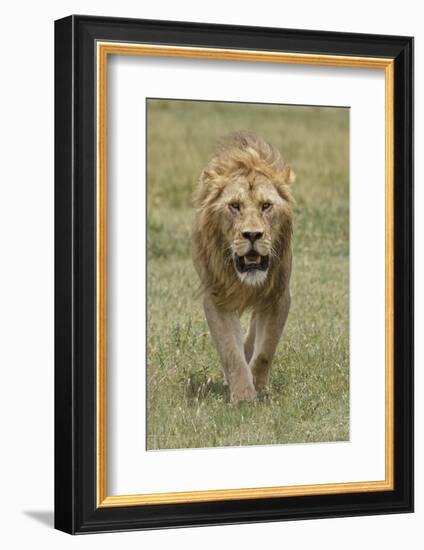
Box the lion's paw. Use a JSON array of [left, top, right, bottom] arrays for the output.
[[230, 383, 257, 402], [252, 374, 269, 392]]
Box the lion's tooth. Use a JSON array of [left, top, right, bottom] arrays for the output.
[[245, 255, 260, 265]]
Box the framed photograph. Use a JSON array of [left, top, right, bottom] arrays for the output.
[[54, 15, 413, 534]]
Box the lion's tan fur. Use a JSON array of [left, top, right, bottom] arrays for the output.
[[191, 131, 295, 401], [192, 131, 294, 313]]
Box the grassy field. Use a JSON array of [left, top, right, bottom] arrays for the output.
[[146, 99, 349, 450]]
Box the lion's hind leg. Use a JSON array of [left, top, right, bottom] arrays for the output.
[[244, 313, 256, 364], [250, 292, 290, 391]]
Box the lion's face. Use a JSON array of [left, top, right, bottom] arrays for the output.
[[218, 174, 288, 286], [193, 132, 294, 299]]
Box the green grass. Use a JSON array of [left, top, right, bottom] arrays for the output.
[[146, 99, 349, 450]]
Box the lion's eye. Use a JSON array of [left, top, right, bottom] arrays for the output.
[[229, 202, 240, 211], [262, 202, 272, 211]]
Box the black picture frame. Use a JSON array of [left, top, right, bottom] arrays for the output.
[[55, 14, 414, 534]]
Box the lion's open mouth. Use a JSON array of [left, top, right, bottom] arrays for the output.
[[235, 252, 269, 273]]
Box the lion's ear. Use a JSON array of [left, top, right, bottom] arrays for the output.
[[200, 169, 225, 191], [197, 169, 225, 207], [283, 165, 296, 185], [273, 165, 295, 203], [201, 169, 219, 183]]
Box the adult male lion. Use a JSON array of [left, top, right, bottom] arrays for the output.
[[192, 131, 295, 402]]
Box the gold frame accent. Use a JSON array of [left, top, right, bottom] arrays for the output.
[[96, 42, 395, 508]]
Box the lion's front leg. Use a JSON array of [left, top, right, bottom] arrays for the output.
[[203, 295, 256, 402], [250, 291, 291, 391]]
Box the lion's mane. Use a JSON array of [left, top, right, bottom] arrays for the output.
[[192, 131, 294, 312]]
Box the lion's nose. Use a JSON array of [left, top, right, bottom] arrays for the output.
[[242, 231, 263, 243]]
